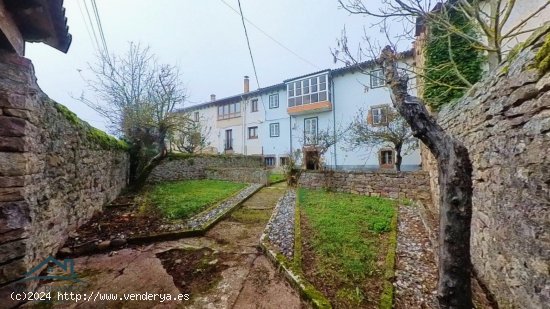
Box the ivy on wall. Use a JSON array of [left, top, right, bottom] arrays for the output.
[[423, 8, 484, 111]]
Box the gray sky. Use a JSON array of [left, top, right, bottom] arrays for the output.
[[26, 0, 407, 133]]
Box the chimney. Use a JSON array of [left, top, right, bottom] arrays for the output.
[[243, 75, 250, 93], [210, 94, 216, 102]]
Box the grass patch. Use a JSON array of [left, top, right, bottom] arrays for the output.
[[298, 189, 397, 308], [148, 180, 246, 220], [269, 172, 286, 183]]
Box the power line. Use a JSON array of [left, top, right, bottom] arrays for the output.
[[91, 0, 109, 56], [236, 0, 261, 90], [80, 0, 101, 53], [219, 0, 321, 70]]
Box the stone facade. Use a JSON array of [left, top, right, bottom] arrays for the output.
[[421, 29, 550, 308], [148, 155, 267, 184], [0, 52, 129, 305], [298, 170, 432, 204]]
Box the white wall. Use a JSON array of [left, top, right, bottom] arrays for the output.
[[262, 88, 290, 164]]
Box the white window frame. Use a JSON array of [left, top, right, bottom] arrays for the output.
[[265, 156, 276, 167], [304, 117, 318, 145], [269, 123, 280, 137], [370, 69, 385, 88], [371, 106, 388, 125], [269, 94, 279, 109], [287, 73, 329, 107]]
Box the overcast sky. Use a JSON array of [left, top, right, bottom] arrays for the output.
[[26, 0, 410, 133]]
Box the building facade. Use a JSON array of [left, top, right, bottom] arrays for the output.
[[182, 57, 421, 171]]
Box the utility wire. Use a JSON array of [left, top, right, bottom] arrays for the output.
[[220, 0, 320, 70], [237, 0, 261, 90], [80, 0, 102, 53], [91, 0, 109, 56]]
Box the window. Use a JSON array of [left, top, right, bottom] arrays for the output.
[[251, 99, 259, 112], [369, 105, 389, 125], [225, 130, 233, 150], [280, 157, 289, 166], [288, 73, 329, 107], [265, 156, 276, 167], [194, 111, 199, 122], [269, 94, 279, 109], [269, 123, 280, 137], [248, 126, 258, 139], [218, 102, 241, 120], [380, 149, 394, 166], [370, 69, 385, 88], [304, 117, 317, 145]]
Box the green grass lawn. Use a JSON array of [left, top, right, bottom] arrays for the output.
[[298, 188, 397, 308], [148, 180, 247, 220], [269, 172, 286, 183]]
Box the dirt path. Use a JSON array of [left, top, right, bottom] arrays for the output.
[[25, 183, 301, 309]]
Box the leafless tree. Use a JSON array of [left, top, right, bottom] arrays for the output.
[[171, 116, 212, 153], [338, 0, 550, 69], [347, 107, 417, 171], [79, 42, 190, 184]]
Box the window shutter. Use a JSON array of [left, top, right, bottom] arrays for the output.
[[367, 109, 373, 125]]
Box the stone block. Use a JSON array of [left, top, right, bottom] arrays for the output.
[[0, 257, 27, 285], [0, 136, 26, 152], [0, 153, 27, 176], [0, 187, 24, 202], [0, 116, 27, 137], [0, 175, 25, 187], [0, 201, 30, 234], [0, 239, 26, 263]]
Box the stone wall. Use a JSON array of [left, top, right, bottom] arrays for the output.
[[422, 28, 550, 308], [0, 52, 129, 304], [148, 154, 267, 184], [298, 170, 432, 204]]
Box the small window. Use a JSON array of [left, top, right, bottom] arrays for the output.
[[248, 126, 258, 139], [194, 111, 199, 122], [369, 105, 389, 125], [370, 69, 385, 88], [265, 157, 276, 167], [280, 157, 289, 166], [269, 94, 279, 109], [380, 149, 394, 167], [269, 123, 280, 137], [251, 99, 259, 112]]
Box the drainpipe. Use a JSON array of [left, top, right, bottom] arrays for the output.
[[289, 115, 293, 155], [331, 77, 337, 169]]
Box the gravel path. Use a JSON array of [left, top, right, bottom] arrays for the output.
[[265, 189, 296, 258], [186, 183, 263, 229], [394, 204, 438, 308]]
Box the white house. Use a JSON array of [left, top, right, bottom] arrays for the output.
[[182, 53, 422, 171]]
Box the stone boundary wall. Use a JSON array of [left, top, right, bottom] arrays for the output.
[[148, 155, 267, 184], [0, 52, 129, 305], [298, 170, 432, 204], [421, 29, 550, 308]]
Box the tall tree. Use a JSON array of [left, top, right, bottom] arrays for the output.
[[379, 45, 474, 308], [347, 107, 417, 171], [80, 42, 190, 184]]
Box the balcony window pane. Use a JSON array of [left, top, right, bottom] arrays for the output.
[[311, 93, 318, 103], [310, 77, 317, 85], [319, 75, 326, 83], [303, 95, 311, 104], [311, 84, 317, 92], [236, 102, 241, 113], [319, 91, 327, 101], [289, 98, 295, 107], [295, 96, 303, 106], [296, 87, 302, 96], [320, 82, 326, 91]]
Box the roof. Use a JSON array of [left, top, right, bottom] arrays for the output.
[[182, 48, 414, 112], [3, 0, 72, 53]]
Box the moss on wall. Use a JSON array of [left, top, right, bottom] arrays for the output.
[[53, 100, 128, 151]]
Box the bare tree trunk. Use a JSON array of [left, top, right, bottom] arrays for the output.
[[395, 143, 403, 172], [381, 46, 473, 308]]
